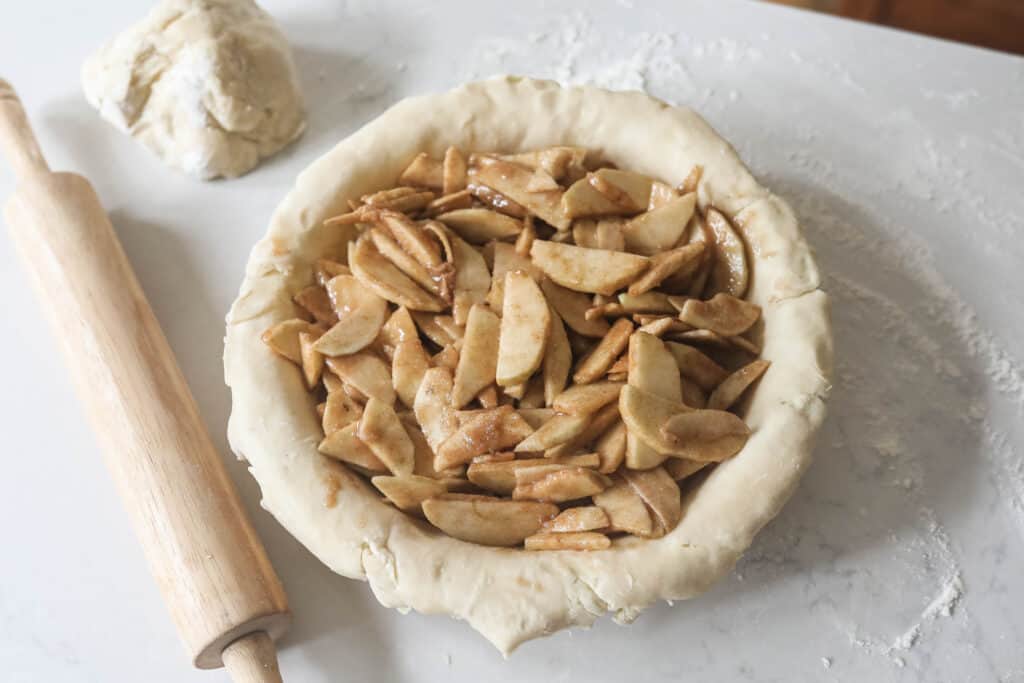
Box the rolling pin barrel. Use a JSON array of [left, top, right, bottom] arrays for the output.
[[0, 80, 289, 680]]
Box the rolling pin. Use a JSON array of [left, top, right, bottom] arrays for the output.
[[0, 80, 290, 681]]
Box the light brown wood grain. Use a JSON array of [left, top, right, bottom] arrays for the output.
[[0, 80, 289, 678], [223, 632, 284, 683]]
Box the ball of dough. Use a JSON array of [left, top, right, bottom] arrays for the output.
[[82, 0, 306, 180]]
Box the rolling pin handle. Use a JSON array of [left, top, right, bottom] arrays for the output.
[[222, 632, 284, 683], [0, 78, 51, 179]]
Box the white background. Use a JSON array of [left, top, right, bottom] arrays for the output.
[[2, 1, 1023, 681]]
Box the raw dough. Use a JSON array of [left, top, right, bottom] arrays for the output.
[[224, 77, 833, 653], [81, 0, 306, 180]]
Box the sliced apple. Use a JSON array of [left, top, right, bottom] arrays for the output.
[[551, 380, 624, 415], [606, 354, 629, 376], [436, 208, 521, 244], [628, 332, 681, 402], [467, 182, 528, 218], [594, 420, 627, 473], [434, 406, 534, 470], [476, 385, 499, 409], [572, 219, 599, 248], [368, 226, 441, 296], [392, 338, 430, 408], [729, 334, 762, 356], [514, 414, 590, 453], [348, 237, 444, 312], [515, 216, 536, 257], [357, 398, 414, 476], [365, 189, 435, 214], [665, 341, 729, 390], [496, 271, 550, 386], [708, 359, 770, 411], [541, 506, 610, 533], [424, 189, 474, 216], [298, 331, 325, 389], [398, 152, 443, 189], [519, 376, 546, 408], [626, 431, 668, 470], [513, 466, 611, 503], [486, 242, 540, 315], [442, 146, 467, 194], [452, 305, 500, 408], [627, 242, 706, 296], [502, 146, 587, 182], [502, 382, 526, 400], [637, 317, 690, 338], [679, 376, 708, 409], [678, 293, 761, 337], [619, 385, 694, 457], [326, 353, 395, 405], [659, 409, 751, 462], [372, 475, 447, 515], [341, 381, 369, 404], [596, 218, 626, 251], [526, 167, 561, 192], [588, 169, 654, 212], [314, 258, 350, 288], [672, 328, 760, 355], [261, 318, 321, 364], [361, 185, 420, 206], [374, 306, 419, 362], [573, 317, 634, 384], [421, 494, 558, 547], [678, 164, 703, 195], [313, 279, 388, 357], [593, 479, 654, 537], [531, 240, 649, 296], [318, 423, 388, 473], [647, 181, 678, 210], [471, 157, 570, 229], [562, 177, 623, 218], [542, 308, 572, 406], [431, 344, 459, 371], [524, 531, 611, 551], [322, 369, 343, 394], [664, 458, 707, 481], [621, 193, 696, 256], [412, 367, 458, 454], [410, 312, 459, 347], [375, 209, 442, 268], [704, 208, 749, 298], [398, 416, 457, 479], [465, 453, 599, 495], [620, 385, 669, 486], [321, 390, 363, 435], [293, 285, 337, 325], [616, 292, 673, 315], [544, 401, 620, 458], [540, 279, 610, 337], [450, 232, 490, 325], [518, 408, 556, 429], [622, 466, 681, 536]]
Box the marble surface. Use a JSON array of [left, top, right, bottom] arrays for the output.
[[2, 1, 1023, 681]]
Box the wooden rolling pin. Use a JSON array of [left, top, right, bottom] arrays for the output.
[[0, 80, 290, 681]]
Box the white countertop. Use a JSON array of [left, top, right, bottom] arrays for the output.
[[2, 1, 1023, 681]]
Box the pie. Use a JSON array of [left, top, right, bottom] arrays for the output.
[[224, 77, 832, 653]]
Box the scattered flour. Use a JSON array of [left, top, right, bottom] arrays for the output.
[[890, 572, 964, 651]]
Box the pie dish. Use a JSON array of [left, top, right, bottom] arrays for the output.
[[224, 76, 832, 653]]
